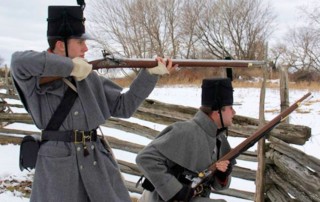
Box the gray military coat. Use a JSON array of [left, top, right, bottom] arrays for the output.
[[136, 110, 235, 202], [11, 50, 158, 202]]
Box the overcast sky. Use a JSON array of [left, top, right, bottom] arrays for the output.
[[0, 0, 313, 66]]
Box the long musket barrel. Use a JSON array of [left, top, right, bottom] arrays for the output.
[[39, 57, 264, 85], [191, 92, 312, 190], [89, 57, 265, 70]]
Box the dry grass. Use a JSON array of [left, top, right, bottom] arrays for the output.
[[111, 68, 320, 90]]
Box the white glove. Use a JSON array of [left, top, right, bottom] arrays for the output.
[[147, 61, 169, 75], [71, 57, 92, 81]]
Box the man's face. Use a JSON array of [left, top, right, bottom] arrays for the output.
[[54, 38, 88, 58], [220, 106, 236, 127], [67, 38, 88, 58]]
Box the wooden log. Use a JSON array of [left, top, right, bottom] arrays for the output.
[[135, 99, 311, 145], [0, 134, 23, 145], [102, 118, 158, 139], [266, 150, 320, 201], [0, 103, 24, 108], [269, 136, 320, 172], [134, 107, 190, 125], [237, 150, 257, 162], [105, 136, 144, 154], [266, 185, 296, 202], [232, 166, 256, 181], [213, 188, 255, 201], [0, 113, 34, 124], [140, 99, 196, 115], [0, 93, 19, 99], [1, 99, 311, 145], [0, 114, 159, 139], [266, 167, 314, 202], [228, 124, 310, 145], [118, 160, 142, 176]]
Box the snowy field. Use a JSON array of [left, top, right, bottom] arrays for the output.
[[0, 85, 319, 202]]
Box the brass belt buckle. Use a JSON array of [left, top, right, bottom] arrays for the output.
[[74, 130, 80, 144], [74, 130, 87, 144]]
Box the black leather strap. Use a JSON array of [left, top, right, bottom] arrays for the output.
[[42, 130, 97, 142], [45, 79, 78, 130]]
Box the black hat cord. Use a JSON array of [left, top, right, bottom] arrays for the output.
[[60, 11, 73, 57], [218, 108, 229, 137], [214, 83, 228, 137]]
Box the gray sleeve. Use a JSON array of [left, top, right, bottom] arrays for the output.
[[136, 145, 182, 201], [10, 50, 73, 80], [104, 69, 158, 118]]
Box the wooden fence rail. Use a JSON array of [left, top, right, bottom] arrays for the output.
[[0, 81, 319, 201]]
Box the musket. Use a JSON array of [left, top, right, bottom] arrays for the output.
[[189, 92, 312, 194], [90, 55, 265, 70], [39, 55, 265, 85]]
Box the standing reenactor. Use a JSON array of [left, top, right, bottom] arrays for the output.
[[11, 2, 176, 202]]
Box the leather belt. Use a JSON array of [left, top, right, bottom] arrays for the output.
[[41, 129, 97, 143]]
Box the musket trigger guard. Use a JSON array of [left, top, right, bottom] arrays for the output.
[[195, 184, 204, 196]]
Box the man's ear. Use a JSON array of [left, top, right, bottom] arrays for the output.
[[210, 110, 220, 120], [55, 40, 65, 52]]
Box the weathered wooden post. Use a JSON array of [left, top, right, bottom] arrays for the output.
[[255, 43, 268, 202], [280, 64, 289, 123]]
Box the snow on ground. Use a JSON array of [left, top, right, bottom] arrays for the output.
[[0, 86, 319, 201]]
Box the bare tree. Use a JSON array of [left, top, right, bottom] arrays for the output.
[[286, 27, 320, 71], [195, 0, 275, 60], [269, 43, 288, 69], [88, 0, 144, 57], [275, 1, 320, 72], [179, 0, 206, 59], [87, 0, 182, 58], [87, 0, 275, 61]]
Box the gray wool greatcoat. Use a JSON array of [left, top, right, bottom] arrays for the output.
[[136, 110, 235, 202], [10, 50, 158, 202]]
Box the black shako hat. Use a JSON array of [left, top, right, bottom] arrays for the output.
[[47, 6, 90, 39], [201, 78, 234, 110]]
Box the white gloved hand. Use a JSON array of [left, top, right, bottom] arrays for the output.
[[147, 61, 169, 75], [71, 57, 92, 81]]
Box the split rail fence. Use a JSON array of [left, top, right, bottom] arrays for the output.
[[0, 69, 319, 201]]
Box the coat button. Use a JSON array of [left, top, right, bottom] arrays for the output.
[[74, 111, 79, 116], [93, 161, 97, 166], [77, 147, 81, 152], [91, 145, 95, 150], [80, 165, 83, 170]]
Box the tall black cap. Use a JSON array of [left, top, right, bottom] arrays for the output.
[[47, 6, 90, 39], [201, 78, 234, 110]]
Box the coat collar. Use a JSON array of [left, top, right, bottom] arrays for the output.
[[193, 110, 218, 138]]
